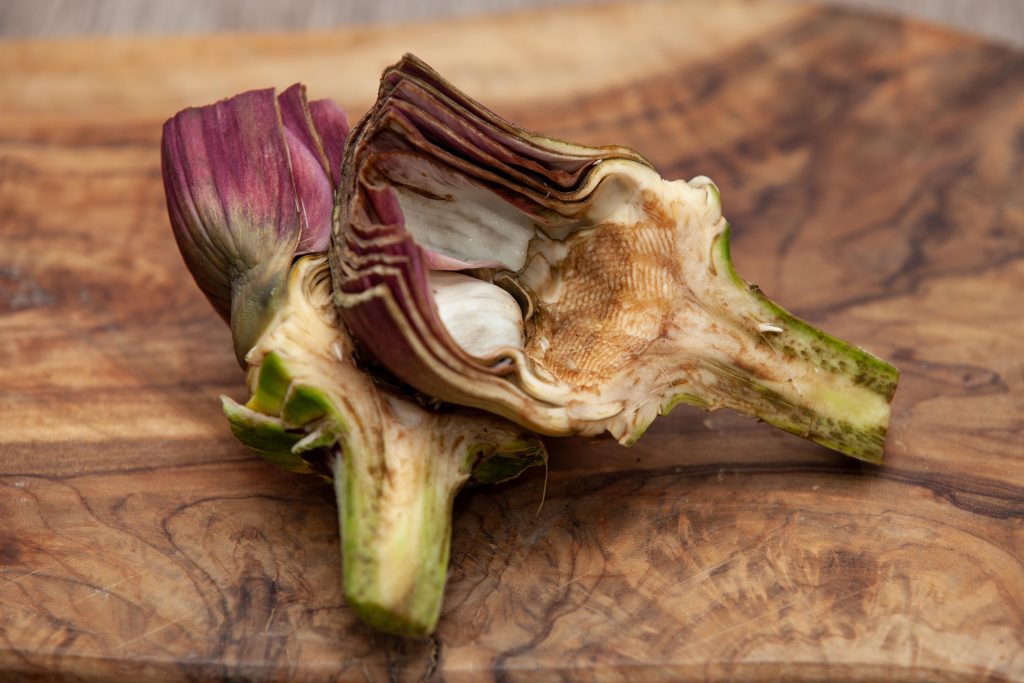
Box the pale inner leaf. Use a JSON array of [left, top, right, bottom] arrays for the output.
[[429, 271, 525, 359], [384, 153, 535, 271]]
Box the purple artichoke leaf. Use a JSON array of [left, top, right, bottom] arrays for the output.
[[162, 84, 348, 363]]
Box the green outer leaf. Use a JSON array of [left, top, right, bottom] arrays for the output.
[[221, 396, 313, 473], [281, 383, 333, 426], [468, 440, 547, 486], [245, 350, 291, 416]]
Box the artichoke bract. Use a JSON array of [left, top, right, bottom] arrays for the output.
[[161, 86, 545, 637], [331, 55, 899, 462], [162, 83, 348, 363]]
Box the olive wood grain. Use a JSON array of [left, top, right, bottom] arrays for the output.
[[1, 1, 1022, 681]]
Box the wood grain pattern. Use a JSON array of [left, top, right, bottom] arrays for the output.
[[1, 1, 1022, 680]]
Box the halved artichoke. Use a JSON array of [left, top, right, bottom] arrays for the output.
[[162, 86, 545, 637], [331, 55, 899, 462], [225, 255, 545, 636]]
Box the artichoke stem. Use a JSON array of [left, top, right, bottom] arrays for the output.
[[656, 226, 899, 463], [331, 436, 467, 636], [688, 347, 896, 463]]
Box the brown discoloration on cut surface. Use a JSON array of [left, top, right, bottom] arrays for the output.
[[2, 2, 1024, 681], [524, 190, 681, 389], [730, 356, 775, 382]]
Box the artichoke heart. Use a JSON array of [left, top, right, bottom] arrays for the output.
[[331, 55, 899, 462]]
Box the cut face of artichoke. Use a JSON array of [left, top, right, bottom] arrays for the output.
[[331, 55, 899, 462], [225, 255, 546, 636]]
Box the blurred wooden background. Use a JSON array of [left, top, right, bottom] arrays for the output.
[[2, 0, 1024, 47]]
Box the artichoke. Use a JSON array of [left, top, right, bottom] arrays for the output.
[[161, 54, 899, 638], [162, 86, 545, 636], [331, 55, 899, 462], [224, 255, 544, 636]]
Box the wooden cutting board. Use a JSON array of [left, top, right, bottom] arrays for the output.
[[2, 2, 1022, 680]]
